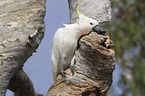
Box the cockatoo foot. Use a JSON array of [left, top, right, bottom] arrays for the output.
[[61, 70, 67, 78]]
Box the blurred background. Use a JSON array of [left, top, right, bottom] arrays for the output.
[[6, 0, 145, 96], [105, 0, 145, 96]]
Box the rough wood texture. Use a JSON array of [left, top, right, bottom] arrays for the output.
[[0, 0, 46, 95], [47, 32, 115, 96]]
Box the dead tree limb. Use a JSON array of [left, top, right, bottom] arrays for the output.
[[0, 0, 46, 95]]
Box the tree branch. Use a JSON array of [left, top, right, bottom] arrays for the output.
[[47, 31, 115, 96], [8, 69, 43, 96], [8, 69, 35, 96], [0, 0, 46, 95]]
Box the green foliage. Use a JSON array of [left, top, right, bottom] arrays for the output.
[[104, 0, 145, 96]]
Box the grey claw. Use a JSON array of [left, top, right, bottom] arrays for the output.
[[61, 70, 67, 77]]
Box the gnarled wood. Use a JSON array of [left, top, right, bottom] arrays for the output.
[[47, 31, 115, 96]]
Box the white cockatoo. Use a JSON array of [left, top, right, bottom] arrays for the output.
[[51, 6, 99, 81]]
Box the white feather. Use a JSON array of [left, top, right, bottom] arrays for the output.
[[51, 10, 99, 81]]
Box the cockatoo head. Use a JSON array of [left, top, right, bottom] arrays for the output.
[[77, 6, 99, 33]]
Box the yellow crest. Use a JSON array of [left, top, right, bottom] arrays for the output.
[[77, 6, 81, 16]]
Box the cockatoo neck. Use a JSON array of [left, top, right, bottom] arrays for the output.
[[73, 23, 91, 39], [78, 24, 91, 33]]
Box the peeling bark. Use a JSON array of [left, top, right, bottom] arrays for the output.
[[0, 0, 46, 95], [47, 31, 115, 96]]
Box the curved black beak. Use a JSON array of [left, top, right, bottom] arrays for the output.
[[92, 25, 106, 35], [92, 26, 100, 32]]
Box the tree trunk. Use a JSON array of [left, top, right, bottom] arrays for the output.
[[0, 0, 46, 95], [68, 0, 112, 23], [47, 0, 115, 96]]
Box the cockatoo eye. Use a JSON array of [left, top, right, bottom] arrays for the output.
[[90, 22, 93, 25]]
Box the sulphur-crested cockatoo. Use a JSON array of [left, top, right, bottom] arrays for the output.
[[51, 6, 99, 81]]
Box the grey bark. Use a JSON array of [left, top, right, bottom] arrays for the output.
[[68, 0, 112, 23], [0, 0, 46, 95]]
